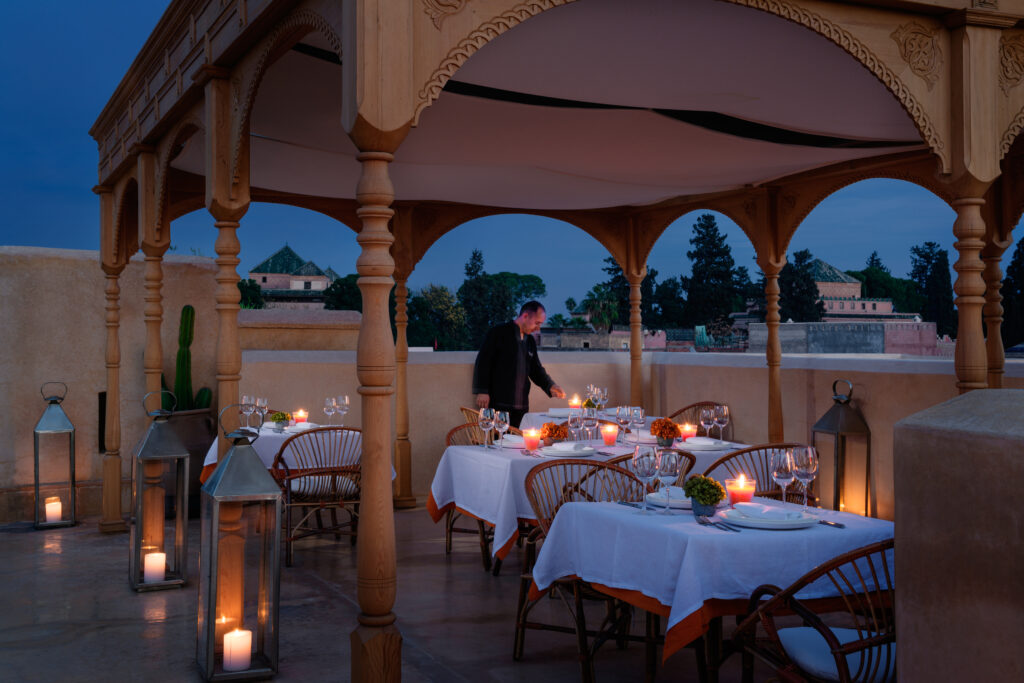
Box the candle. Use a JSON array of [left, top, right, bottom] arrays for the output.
[[725, 474, 755, 506], [601, 424, 618, 446], [294, 409, 307, 423], [568, 394, 581, 408], [44, 496, 61, 523], [223, 628, 252, 672], [523, 429, 541, 452], [678, 423, 698, 441], [143, 551, 166, 583]]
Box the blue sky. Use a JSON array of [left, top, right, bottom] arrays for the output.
[[0, 2, 1006, 317]]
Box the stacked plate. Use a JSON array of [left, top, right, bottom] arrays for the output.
[[539, 442, 596, 458], [679, 436, 731, 451], [719, 502, 817, 529]]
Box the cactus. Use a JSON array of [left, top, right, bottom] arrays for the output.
[[194, 387, 212, 410], [161, 374, 173, 411], [174, 305, 195, 411]]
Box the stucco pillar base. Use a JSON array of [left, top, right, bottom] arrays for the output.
[[350, 623, 402, 683]]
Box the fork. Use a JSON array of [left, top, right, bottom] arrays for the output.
[[696, 515, 740, 533]]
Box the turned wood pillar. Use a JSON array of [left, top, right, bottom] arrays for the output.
[[627, 271, 644, 407], [212, 221, 243, 455], [952, 197, 989, 393], [981, 242, 1007, 388], [100, 266, 128, 532], [392, 277, 415, 509], [351, 151, 402, 682], [138, 150, 167, 411], [763, 262, 784, 442]]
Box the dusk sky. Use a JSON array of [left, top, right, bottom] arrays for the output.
[[2, 2, 1012, 317]]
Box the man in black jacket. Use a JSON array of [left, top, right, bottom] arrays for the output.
[[472, 301, 566, 427]]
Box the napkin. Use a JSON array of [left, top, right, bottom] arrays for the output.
[[546, 408, 571, 417], [550, 441, 589, 452], [684, 436, 717, 445], [733, 502, 802, 520], [634, 429, 657, 442], [501, 434, 525, 447]]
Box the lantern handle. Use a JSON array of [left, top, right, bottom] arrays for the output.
[[142, 390, 176, 416], [831, 379, 853, 404], [40, 381, 68, 403], [217, 403, 262, 441]]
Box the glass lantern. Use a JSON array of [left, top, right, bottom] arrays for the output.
[[812, 379, 872, 514], [130, 391, 190, 591], [196, 405, 282, 681], [33, 382, 76, 529]]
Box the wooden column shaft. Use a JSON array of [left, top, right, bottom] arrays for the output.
[[393, 278, 415, 508], [981, 248, 1006, 389], [952, 197, 989, 393], [143, 253, 166, 410], [763, 266, 784, 442], [100, 271, 127, 532], [628, 275, 643, 407], [213, 221, 242, 455]]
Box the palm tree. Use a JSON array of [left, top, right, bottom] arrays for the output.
[[582, 284, 618, 333]]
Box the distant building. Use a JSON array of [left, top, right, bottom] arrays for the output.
[[812, 259, 918, 322], [248, 245, 340, 309]]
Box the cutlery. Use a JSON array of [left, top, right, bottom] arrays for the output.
[[616, 501, 642, 509], [696, 515, 739, 532], [817, 519, 846, 528], [519, 449, 542, 458]]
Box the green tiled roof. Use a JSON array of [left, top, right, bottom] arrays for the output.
[[293, 260, 326, 277], [324, 267, 341, 281], [811, 259, 859, 284], [250, 245, 305, 274]]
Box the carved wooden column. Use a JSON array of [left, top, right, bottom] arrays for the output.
[[762, 261, 784, 442], [981, 240, 1008, 388], [627, 270, 645, 406], [138, 149, 167, 410], [100, 264, 128, 532], [952, 196, 989, 393], [351, 151, 401, 681], [392, 276, 416, 509]]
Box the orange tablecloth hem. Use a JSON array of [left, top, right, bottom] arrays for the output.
[[528, 577, 746, 663], [199, 463, 217, 484], [426, 493, 524, 561]]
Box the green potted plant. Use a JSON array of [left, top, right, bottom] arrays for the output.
[[683, 475, 726, 518], [268, 411, 291, 433]]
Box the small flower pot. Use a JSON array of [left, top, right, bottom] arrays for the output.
[[271, 422, 286, 433], [656, 436, 675, 447], [692, 501, 718, 518]]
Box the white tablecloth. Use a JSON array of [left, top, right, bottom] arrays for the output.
[[530, 499, 894, 653], [520, 410, 655, 432]]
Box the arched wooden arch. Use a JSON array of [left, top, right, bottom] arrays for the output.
[[106, 173, 140, 270], [152, 106, 205, 249]]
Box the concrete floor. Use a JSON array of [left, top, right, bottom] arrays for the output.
[[0, 507, 767, 682]]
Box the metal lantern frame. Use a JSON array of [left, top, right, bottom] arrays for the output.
[[33, 381, 76, 529], [197, 404, 282, 681], [811, 379, 872, 514], [130, 391, 190, 591]]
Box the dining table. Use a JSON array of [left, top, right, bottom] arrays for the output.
[[427, 435, 747, 565], [528, 498, 894, 667]]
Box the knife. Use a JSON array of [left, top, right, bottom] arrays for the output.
[[818, 519, 846, 528]]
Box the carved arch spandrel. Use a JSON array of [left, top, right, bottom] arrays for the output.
[[108, 172, 141, 271], [229, 4, 344, 185], [152, 105, 205, 248]]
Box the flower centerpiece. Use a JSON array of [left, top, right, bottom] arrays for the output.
[[582, 397, 597, 409], [650, 417, 681, 447], [540, 422, 568, 446], [269, 411, 291, 432], [683, 475, 726, 518]]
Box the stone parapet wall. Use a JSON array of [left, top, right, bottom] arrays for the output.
[[749, 321, 938, 355]]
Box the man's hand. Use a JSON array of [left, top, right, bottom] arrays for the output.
[[550, 385, 566, 399], [475, 393, 490, 409]]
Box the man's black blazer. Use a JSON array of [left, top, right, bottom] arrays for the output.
[[472, 321, 555, 410]]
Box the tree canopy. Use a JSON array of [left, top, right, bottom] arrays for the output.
[[909, 241, 956, 337], [778, 249, 825, 322], [407, 284, 467, 350], [457, 249, 547, 348], [237, 279, 265, 309], [1001, 238, 1024, 349], [679, 214, 752, 328], [845, 253, 922, 314], [323, 274, 361, 311]]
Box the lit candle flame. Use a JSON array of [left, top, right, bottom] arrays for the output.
[[737, 474, 746, 487]]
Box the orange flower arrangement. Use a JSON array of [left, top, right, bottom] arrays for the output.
[[650, 418, 681, 440], [540, 422, 568, 441]]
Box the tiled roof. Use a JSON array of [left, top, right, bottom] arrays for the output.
[[811, 259, 859, 284], [250, 245, 305, 274], [293, 260, 326, 277], [324, 267, 341, 281]]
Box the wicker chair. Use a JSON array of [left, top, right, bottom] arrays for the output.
[[514, 459, 651, 683], [270, 427, 361, 567], [733, 539, 895, 683], [667, 401, 732, 440], [702, 443, 814, 505], [607, 448, 697, 486], [459, 405, 479, 424]]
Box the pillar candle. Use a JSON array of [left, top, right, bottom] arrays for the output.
[[568, 394, 581, 408], [725, 475, 755, 505], [523, 429, 541, 452], [223, 628, 252, 672], [44, 496, 61, 523], [294, 409, 307, 423], [678, 423, 698, 440], [601, 424, 618, 446], [143, 551, 166, 583]]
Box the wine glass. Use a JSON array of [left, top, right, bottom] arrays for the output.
[[630, 406, 646, 444], [256, 397, 268, 427], [582, 407, 598, 441], [656, 450, 683, 515], [615, 406, 631, 443], [478, 408, 495, 448], [792, 446, 819, 513], [631, 445, 659, 514], [494, 410, 510, 449], [323, 397, 336, 425], [770, 448, 796, 505], [335, 395, 350, 426], [567, 408, 583, 441], [241, 395, 255, 429], [713, 405, 730, 442], [596, 387, 608, 413], [699, 407, 715, 440]]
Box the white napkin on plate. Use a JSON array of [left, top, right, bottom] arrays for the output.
[[550, 441, 588, 452], [685, 436, 717, 445], [733, 502, 802, 520], [501, 434, 524, 447], [546, 408, 571, 417]]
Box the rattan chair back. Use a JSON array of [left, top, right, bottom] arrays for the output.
[[667, 401, 731, 439], [702, 442, 808, 502], [524, 459, 646, 535], [459, 406, 479, 424], [608, 448, 696, 486], [271, 426, 362, 499]]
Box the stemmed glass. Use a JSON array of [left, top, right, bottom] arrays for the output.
[[792, 446, 819, 513], [567, 408, 583, 441], [615, 406, 631, 443], [335, 395, 350, 426], [324, 397, 336, 425], [713, 405, 730, 442], [631, 445, 659, 514], [770, 448, 796, 505], [699, 407, 715, 440], [478, 408, 495, 448], [494, 411, 510, 449], [256, 397, 268, 427], [241, 395, 255, 430], [582, 407, 598, 441], [630, 406, 646, 444], [656, 450, 683, 515]]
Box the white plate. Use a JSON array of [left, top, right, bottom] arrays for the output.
[[680, 438, 733, 451], [544, 408, 572, 418], [645, 487, 690, 509], [720, 508, 817, 530], [539, 445, 596, 458]]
